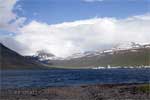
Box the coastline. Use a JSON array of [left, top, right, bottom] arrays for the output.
[[1, 83, 150, 100]]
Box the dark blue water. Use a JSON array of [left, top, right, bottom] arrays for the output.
[[1, 69, 150, 89]]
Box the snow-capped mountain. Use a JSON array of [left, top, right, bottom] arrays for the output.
[[32, 42, 150, 62], [34, 50, 63, 61], [66, 42, 150, 60], [66, 51, 102, 59], [2, 41, 149, 69], [112, 42, 145, 50]]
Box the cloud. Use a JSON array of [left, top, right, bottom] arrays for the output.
[[0, 0, 26, 32], [0, 0, 149, 57], [9, 13, 150, 58]]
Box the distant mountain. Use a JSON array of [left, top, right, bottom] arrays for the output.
[[0, 43, 48, 70], [34, 50, 63, 61], [66, 42, 150, 60], [1, 42, 149, 69], [47, 43, 150, 68]]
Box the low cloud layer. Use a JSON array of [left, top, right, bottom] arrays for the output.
[[10, 13, 150, 57]]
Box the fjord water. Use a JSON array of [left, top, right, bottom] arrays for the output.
[[1, 69, 150, 89]]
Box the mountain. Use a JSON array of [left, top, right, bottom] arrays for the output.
[[0, 43, 48, 70], [34, 50, 63, 61], [47, 43, 150, 68], [1, 42, 149, 69], [66, 42, 150, 60]]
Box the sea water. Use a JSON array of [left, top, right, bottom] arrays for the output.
[[1, 68, 150, 89]]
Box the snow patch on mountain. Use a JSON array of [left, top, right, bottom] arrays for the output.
[[66, 42, 150, 60], [33, 42, 150, 61], [34, 50, 64, 61]]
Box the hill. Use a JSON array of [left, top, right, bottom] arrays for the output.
[[47, 47, 150, 68], [0, 43, 48, 70]]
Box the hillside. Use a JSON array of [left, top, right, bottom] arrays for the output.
[[47, 47, 150, 68], [0, 43, 48, 70], [0, 43, 149, 69]]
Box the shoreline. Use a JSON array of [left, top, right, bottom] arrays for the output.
[[1, 83, 150, 100], [1, 67, 150, 71]]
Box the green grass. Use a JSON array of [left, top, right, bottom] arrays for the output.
[[136, 84, 150, 93], [50, 48, 150, 68]]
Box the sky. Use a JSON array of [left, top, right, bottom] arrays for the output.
[[0, 0, 150, 57]]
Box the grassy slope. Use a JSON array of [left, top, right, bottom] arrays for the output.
[[49, 48, 150, 68], [98, 48, 150, 66]]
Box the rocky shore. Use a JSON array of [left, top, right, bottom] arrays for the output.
[[0, 83, 150, 100]]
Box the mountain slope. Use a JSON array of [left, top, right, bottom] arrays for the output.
[[0, 43, 48, 70], [48, 47, 150, 68]]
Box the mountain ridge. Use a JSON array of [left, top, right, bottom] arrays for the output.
[[0, 43, 150, 69], [46, 44, 150, 68], [0, 43, 48, 70]]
